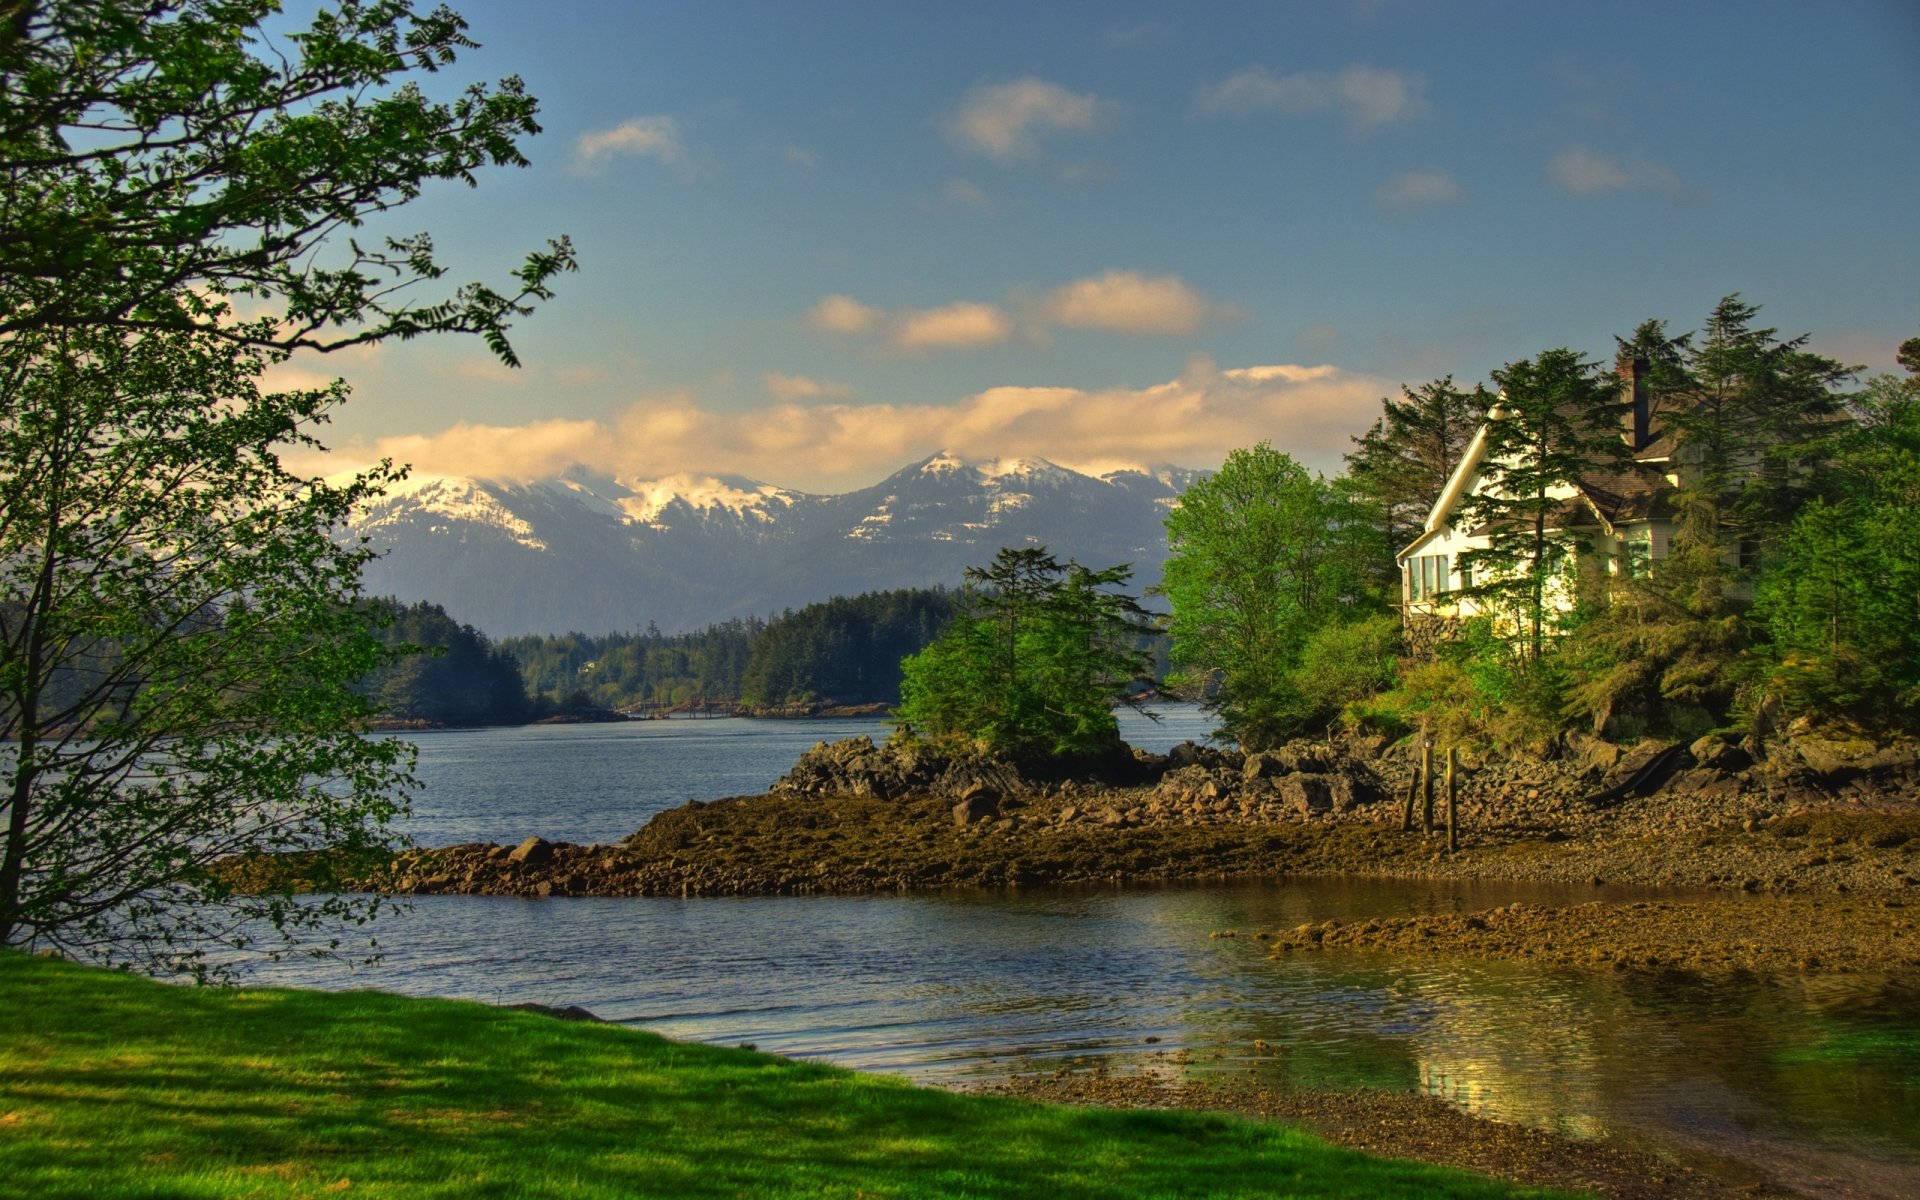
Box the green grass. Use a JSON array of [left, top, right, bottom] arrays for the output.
[[0, 952, 1577, 1199]]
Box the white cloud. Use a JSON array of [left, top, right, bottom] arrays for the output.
[[808, 273, 1230, 352], [1195, 65, 1426, 131], [322, 360, 1390, 493], [944, 178, 992, 210], [1549, 145, 1681, 195], [1375, 168, 1464, 210], [945, 77, 1108, 161], [573, 116, 684, 173], [762, 372, 852, 402], [805, 293, 883, 334], [892, 301, 1012, 350], [1041, 271, 1222, 336], [785, 146, 818, 169]]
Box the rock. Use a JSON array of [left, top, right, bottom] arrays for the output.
[[1276, 774, 1333, 815], [509, 836, 554, 867], [1244, 752, 1288, 781], [952, 787, 1000, 827], [1689, 733, 1752, 773], [506, 1002, 604, 1023]]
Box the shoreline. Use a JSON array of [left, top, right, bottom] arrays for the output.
[[957, 1071, 1797, 1200]]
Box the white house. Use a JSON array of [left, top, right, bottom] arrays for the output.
[[1397, 358, 1679, 622]]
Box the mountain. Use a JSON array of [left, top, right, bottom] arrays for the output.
[[346, 453, 1200, 636]]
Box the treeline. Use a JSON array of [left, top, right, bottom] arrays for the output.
[[497, 587, 964, 711], [357, 599, 537, 726], [1160, 297, 1920, 751]]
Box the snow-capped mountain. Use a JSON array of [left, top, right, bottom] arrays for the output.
[[346, 453, 1201, 636]]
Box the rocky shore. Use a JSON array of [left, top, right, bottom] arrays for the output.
[[332, 724, 1918, 901]]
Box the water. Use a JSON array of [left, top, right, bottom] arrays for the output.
[[398, 706, 1214, 847], [249, 709, 1920, 1198]]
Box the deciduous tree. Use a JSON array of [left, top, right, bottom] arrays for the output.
[[1158, 444, 1380, 749], [0, 0, 567, 975]]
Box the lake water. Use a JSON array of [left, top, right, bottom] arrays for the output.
[[248, 710, 1920, 1199]]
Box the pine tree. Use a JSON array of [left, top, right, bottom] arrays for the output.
[[1460, 349, 1628, 659]]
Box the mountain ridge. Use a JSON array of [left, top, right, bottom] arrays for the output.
[[346, 451, 1200, 637]]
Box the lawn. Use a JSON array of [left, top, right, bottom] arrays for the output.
[[0, 952, 1577, 1198]]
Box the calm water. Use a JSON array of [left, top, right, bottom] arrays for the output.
[[250, 710, 1920, 1199]]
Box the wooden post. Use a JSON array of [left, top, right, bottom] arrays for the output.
[[1445, 746, 1458, 853], [1420, 741, 1435, 836], [1399, 732, 1422, 831]]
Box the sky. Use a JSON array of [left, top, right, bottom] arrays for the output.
[[278, 0, 1920, 494]]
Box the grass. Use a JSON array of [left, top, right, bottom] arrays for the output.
[[0, 951, 1580, 1199]]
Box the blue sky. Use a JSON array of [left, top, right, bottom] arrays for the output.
[[286, 0, 1920, 492]]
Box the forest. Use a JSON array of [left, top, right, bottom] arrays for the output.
[[496, 587, 962, 713]]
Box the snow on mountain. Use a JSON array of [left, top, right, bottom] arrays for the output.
[[345, 451, 1203, 636], [618, 474, 813, 526]]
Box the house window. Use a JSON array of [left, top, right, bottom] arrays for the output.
[[1406, 553, 1452, 601], [1624, 538, 1652, 579]]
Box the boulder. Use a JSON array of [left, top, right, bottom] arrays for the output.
[[1689, 734, 1752, 773], [951, 785, 1000, 827], [509, 836, 554, 867], [1243, 751, 1288, 781], [1276, 774, 1333, 815]]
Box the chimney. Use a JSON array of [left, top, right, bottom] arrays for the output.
[[1619, 355, 1650, 451]]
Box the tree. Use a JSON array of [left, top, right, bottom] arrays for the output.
[[1345, 376, 1491, 576], [1458, 348, 1627, 660], [0, 1, 566, 975], [1561, 300, 1859, 736], [359, 599, 533, 725], [1158, 444, 1380, 749], [1753, 337, 1920, 724], [1663, 296, 1852, 559], [0, 0, 575, 358], [0, 320, 412, 976], [895, 548, 1153, 758]]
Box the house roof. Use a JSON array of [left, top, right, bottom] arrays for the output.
[[1399, 403, 1678, 563]]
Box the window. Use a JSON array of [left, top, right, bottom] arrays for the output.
[[1624, 538, 1652, 579], [1406, 553, 1452, 602]]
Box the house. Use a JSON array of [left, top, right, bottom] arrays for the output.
[[1396, 357, 1679, 633]]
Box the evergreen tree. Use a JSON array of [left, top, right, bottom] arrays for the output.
[[1459, 349, 1628, 660], [1346, 376, 1491, 575], [895, 549, 1153, 758]]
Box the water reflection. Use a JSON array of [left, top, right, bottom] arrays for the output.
[[244, 712, 1920, 1196], [245, 877, 1920, 1196]]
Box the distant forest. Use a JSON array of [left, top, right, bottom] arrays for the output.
[[358, 599, 537, 726], [499, 587, 962, 711]]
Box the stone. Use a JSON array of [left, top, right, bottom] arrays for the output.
[[1276, 774, 1332, 815], [1689, 734, 1752, 773], [509, 836, 554, 867], [1243, 751, 1287, 781], [951, 789, 999, 827]]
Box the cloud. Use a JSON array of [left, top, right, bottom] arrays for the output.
[[1041, 271, 1222, 336], [321, 359, 1391, 493], [762, 372, 852, 402], [1548, 145, 1681, 194], [785, 146, 818, 169], [944, 178, 992, 210], [1194, 65, 1426, 130], [1375, 168, 1464, 210], [893, 301, 1012, 350], [573, 116, 684, 173], [945, 77, 1108, 161], [805, 293, 883, 334], [809, 272, 1231, 353]]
